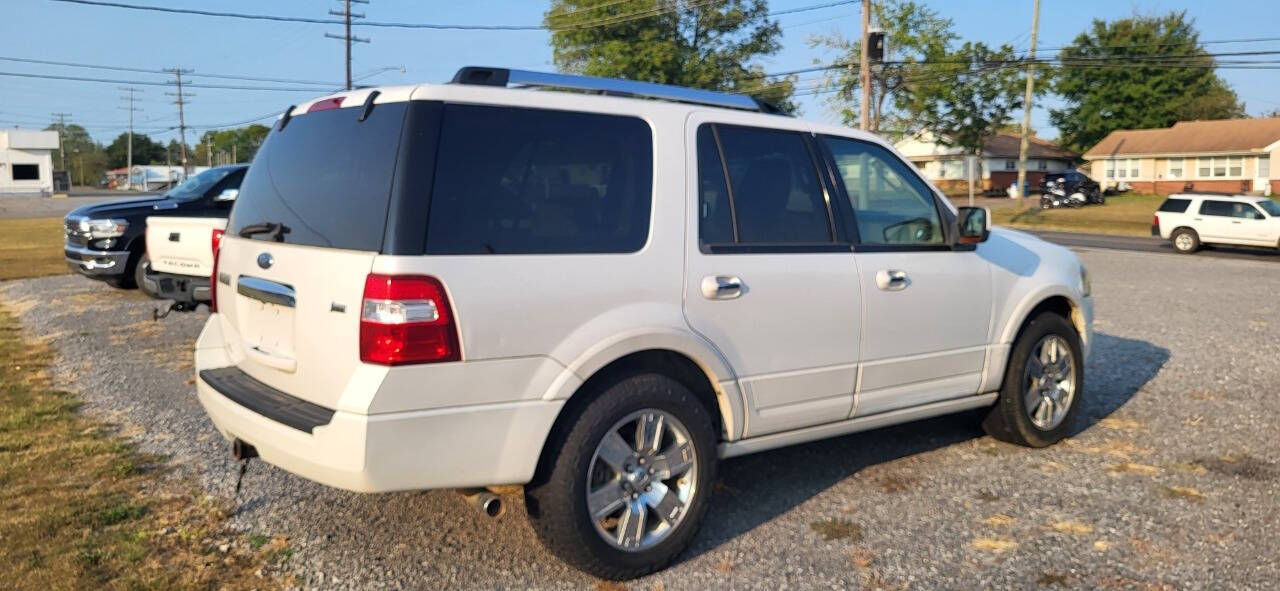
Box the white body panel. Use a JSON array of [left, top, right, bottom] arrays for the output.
[[145, 216, 226, 277], [194, 80, 1094, 493], [1156, 193, 1280, 248]]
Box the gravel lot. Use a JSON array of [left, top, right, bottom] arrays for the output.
[[2, 247, 1278, 590]]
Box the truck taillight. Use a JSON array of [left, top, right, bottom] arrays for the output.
[[210, 229, 224, 312], [359, 274, 460, 365]]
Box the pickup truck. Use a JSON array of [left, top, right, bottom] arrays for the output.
[[64, 164, 247, 296], [144, 216, 225, 309]]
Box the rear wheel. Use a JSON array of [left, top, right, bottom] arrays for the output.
[[983, 312, 1084, 448], [525, 373, 717, 580], [1171, 228, 1200, 254]]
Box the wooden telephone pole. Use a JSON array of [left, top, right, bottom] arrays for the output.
[[1015, 0, 1042, 203], [164, 68, 194, 175], [325, 0, 370, 90], [859, 0, 871, 130]]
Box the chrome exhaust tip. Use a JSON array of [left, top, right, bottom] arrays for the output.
[[461, 489, 505, 518]]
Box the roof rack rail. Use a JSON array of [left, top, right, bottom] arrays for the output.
[[451, 66, 774, 113]]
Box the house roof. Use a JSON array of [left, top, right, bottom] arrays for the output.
[[983, 132, 1078, 160], [1083, 117, 1280, 158]]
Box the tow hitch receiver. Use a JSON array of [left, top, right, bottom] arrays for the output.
[[153, 301, 198, 321]]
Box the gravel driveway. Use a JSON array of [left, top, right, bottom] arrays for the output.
[[3, 247, 1277, 590]]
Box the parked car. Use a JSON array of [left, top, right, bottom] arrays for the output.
[[64, 164, 247, 295], [1153, 193, 1280, 253], [1041, 170, 1103, 204], [194, 67, 1094, 580], [144, 216, 227, 311]]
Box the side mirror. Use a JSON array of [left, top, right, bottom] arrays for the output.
[[956, 206, 991, 244], [214, 188, 239, 203]]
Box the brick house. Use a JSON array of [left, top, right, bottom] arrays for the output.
[[896, 131, 1078, 195], [1082, 117, 1280, 195]]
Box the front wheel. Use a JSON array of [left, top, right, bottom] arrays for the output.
[[982, 312, 1084, 447], [525, 373, 717, 580]]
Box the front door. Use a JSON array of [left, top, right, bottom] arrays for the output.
[[820, 136, 992, 417], [683, 119, 862, 438]]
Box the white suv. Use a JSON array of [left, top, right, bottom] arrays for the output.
[[194, 67, 1094, 579], [1153, 193, 1280, 254]]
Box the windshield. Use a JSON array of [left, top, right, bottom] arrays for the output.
[[163, 167, 235, 201], [1256, 199, 1280, 217]]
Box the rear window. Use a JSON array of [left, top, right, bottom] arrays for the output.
[[1158, 198, 1191, 213], [1198, 200, 1234, 217], [425, 104, 652, 254], [229, 102, 408, 251]]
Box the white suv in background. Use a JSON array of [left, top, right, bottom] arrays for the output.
[[193, 67, 1094, 580], [1154, 193, 1280, 253]]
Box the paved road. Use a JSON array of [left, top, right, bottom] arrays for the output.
[[4, 249, 1279, 589], [0, 192, 158, 219], [1029, 229, 1280, 263]]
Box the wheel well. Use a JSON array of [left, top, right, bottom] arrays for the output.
[[527, 349, 724, 489], [1013, 295, 1080, 343], [1171, 226, 1197, 236]]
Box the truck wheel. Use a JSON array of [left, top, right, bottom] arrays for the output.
[[982, 312, 1084, 448], [1171, 228, 1199, 254], [107, 249, 142, 289], [134, 253, 159, 298], [525, 372, 717, 580]]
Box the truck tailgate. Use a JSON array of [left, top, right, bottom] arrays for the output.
[[146, 216, 226, 277]]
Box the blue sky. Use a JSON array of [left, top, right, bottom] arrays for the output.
[[3, 0, 1278, 145]]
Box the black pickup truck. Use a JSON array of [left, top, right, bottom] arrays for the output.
[[63, 164, 247, 295]]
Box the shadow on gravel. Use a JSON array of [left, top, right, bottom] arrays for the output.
[[681, 331, 1168, 562]]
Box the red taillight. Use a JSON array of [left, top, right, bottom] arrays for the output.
[[359, 274, 460, 365], [210, 228, 225, 312], [1153, 214, 1160, 230], [307, 97, 345, 113]]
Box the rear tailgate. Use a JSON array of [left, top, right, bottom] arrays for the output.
[[146, 216, 225, 276], [213, 93, 411, 411]]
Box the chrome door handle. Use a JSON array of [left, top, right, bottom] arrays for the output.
[[701, 275, 743, 300], [875, 269, 910, 291]]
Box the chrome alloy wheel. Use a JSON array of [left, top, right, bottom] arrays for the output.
[[1023, 334, 1077, 430], [1174, 232, 1195, 251], [586, 409, 697, 551]]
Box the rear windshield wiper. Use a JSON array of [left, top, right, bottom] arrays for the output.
[[238, 222, 291, 242]]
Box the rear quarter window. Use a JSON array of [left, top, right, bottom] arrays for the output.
[[425, 104, 652, 255], [1158, 198, 1191, 213]]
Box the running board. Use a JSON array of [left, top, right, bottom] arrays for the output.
[[717, 393, 998, 459]]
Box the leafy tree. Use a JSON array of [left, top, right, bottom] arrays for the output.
[[43, 123, 110, 186], [900, 42, 1025, 157], [104, 133, 165, 168], [808, 0, 956, 135], [193, 124, 271, 165], [1261, 108, 1280, 119], [1050, 11, 1245, 153], [545, 0, 797, 113]]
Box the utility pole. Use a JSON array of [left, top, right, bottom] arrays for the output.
[[51, 112, 71, 171], [119, 87, 141, 189], [859, 0, 871, 130], [206, 135, 212, 167], [325, 0, 370, 89], [164, 68, 193, 176], [1016, 0, 1041, 203]]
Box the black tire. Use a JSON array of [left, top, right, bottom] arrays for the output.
[[134, 253, 160, 298], [106, 249, 141, 289], [525, 372, 717, 580], [1171, 227, 1200, 254], [982, 312, 1084, 448]]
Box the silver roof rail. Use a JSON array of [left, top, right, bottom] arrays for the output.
[[450, 66, 779, 113]]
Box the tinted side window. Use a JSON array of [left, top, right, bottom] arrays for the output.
[[714, 125, 832, 243], [697, 125, 735, 244], [824, 136, 944, 245], [1199, 200, 1233, 217], [426, 105, 652, 254], [1158, 198, 1191, 213]]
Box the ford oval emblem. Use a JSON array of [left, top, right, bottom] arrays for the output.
[[257, 253, 274, 269]]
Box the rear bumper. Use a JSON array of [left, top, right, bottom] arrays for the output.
[[1151, 224, 1160, 236], [146, 271, 210, 304], [65, 244, 130, 276], [193, 316, 564, 493]]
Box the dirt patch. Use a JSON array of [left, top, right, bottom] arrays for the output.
[[1192, 454, 1277, 481], [809, 518, 864, 542]]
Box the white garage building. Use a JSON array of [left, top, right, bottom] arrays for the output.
[[1, 129, 59, 195]]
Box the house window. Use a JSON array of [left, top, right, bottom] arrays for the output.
[[1213, 157, 1227, 177], [1129, 159, 1140, 179], [1260, 156, 1271, 178], [1228, 156, 1243, 177], [1168, 158, 1183, 179], [11, 164, 39, 181], [1105, 160, 1115, 179], [1037, 160, 1048, 171], [1198, 157, 1211, 178], [1003, 159, 1016, 170]]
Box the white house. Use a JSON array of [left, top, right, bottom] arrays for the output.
[[896, 131, 1078, 195], [0, 129, 59, 195]]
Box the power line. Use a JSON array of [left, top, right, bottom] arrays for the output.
[[325, 0, 370, 89], [119, 86, 141, 187], [0, 70, 330, 92], [51, 0, 857, 31], [164, 67, 192, 172], [0, 55, 345, 86]]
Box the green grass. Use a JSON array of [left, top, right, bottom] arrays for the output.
[[0, 218, 69, 281], [0, 306, 288, 590], [990, 193, 1167, 237]]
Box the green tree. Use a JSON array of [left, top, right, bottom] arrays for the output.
[[900, 42, 1025, 156], [43, 123, 109, 187], [1050, 11, 1245, 153], [545, 0, 797, 112], [808, 0, 956, 135], [193, 124, 271, 165], [104, 133, 165, 168]]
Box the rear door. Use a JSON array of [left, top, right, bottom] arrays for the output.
[[820, 136, 992, 417], [1195, 200, 1243, 243], [215, 98, 410, 411], [683, 119, 862, 437]]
